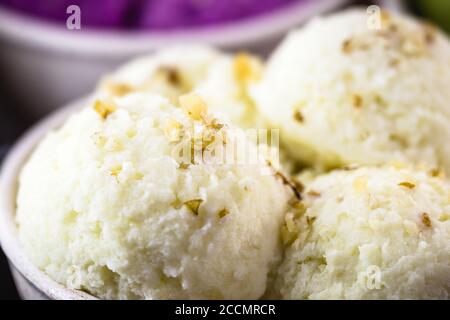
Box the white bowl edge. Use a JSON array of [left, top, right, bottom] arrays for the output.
[[0, 99, 97, 300]]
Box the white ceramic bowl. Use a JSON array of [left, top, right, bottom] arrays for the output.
[[0, 99, 97, 300], [0, 0, 348, 118]]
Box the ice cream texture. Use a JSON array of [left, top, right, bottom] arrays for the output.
[[274, 165, 450, 299], [97, 46, 264, 129], [16, 93, 293, 299], [252, 9, 450, 173]]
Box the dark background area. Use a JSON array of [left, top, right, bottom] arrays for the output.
[[0, 250, 19, 300], [0, 91, 29, 300]]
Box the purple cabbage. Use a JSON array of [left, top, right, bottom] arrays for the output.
[[0, 0, 131, 28], [0, 0, 305, 30]]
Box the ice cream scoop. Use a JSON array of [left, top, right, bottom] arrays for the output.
[[252, 9, 450, 173], [97, 46, 264, 129], [16, 92, 292, 299], [274, 165, 450, 299]]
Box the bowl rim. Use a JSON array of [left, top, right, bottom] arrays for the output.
[[0, 0, 349, 58], [0, 98, 97, 300]]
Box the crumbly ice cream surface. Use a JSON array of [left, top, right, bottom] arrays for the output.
[[16, 93, 292, 300], [274, 166, 450, 299], [251, 9, 450, 171], [97, 46, 264, 129]]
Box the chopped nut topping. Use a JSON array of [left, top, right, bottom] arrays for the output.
[[201, 135, 216, 151], [342, 164, 360, 171], [110, 165, 122, 177], [422, 22, 436, 44], [401, 36, 426, 56], [292, 179, 305, 193], [307, 190, 321, 197], [290, 201, 305, 211], [94, 100, 117, 119], [398, 181, 416, 189], [134, 172, 144, 180], [352, 94, 363, 108], [342, 39, 353, 54], [281, 224, 297, 245], [232, 53, 261, 108], [344, 12, 431, 59], [218, 208, 229, 219], [163, 119, 183, 142], [189, 137, 197, 165], [184, 199, 203, 215], [388, 24, 399, 32], [389, 58, 400, 67], [64, 210, 79, 224], [179, 163, 190, 170], [293, 110, 304, 123], [127, 129, 137, 138], [306, 216, 316, 226], [92, 132, 106, 147], [106, 138, 124, 152], [380, 10, 391, 26], [103, 82, 135, 96], [429, 168, 440, 177], [374, 94, 388, 107], [281, 225, 294, 245], [179, 94, 208, 121], [390, 160, 408, 170], [429, 168, 445, 179], [207, 122, 225, 131], [285, 213, 297, 233], [158, 65, 181, 86], [275, 171, 302, 201], [205, 120, 226, 148], [183, 118, 226, 165], [281, 203, 306, 245], [421, 212, 432, 228], [233, 52, 262, 83]]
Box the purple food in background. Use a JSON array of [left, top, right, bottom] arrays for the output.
[[139, 0, 300, 29], [0, 0, 306, 30], [0, 0, 131, 28]]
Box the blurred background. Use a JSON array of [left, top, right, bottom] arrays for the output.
[[0, 0, 449, 300]]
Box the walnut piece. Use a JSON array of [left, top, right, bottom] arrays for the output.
[[184, 199, 203, 215], [94, 100, 117, 119], [179, 94, 208, 121], [218, 208, 230, 219], [421, 212, 432, 228], [398, 181, 416, 189]]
